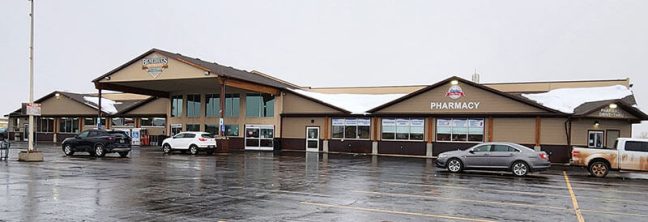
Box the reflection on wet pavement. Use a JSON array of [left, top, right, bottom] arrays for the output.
[[1, 143, 648, 221]]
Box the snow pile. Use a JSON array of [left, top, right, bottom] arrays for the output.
[[522, 85, 632, 113], [292, 89, 405, 114], [83, 96, 119, 114]]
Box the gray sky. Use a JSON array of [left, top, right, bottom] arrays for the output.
[[2, 0, 648, 135]]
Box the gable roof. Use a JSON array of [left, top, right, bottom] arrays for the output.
[[572, 98, 648, 120], [93, 48, 300, 90], [6, 91, 153, 117], [367, 76, 563, 113]]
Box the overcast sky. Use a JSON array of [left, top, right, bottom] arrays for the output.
[[2, 0, 647, 135]]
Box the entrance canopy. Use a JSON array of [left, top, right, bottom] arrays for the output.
[[93, 49, 298, 97]]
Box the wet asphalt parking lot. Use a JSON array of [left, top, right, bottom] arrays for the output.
[[2, 143, 648, 222]]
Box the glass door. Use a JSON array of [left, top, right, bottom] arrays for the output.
[[306, 127, 319, 152], [245, 125, 274, 151]]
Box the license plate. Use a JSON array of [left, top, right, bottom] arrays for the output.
[[120, 139, 125, 143], [208, 145, 215, 148]]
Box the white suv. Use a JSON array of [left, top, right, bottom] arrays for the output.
[[162, 132, 217, 155]]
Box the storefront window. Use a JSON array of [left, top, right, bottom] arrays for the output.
[[381, 118, 424, 141], [205, 94, 220, 117], [246, 93, 275, 117], [225, 94, 240, 117], [186, 124, 200, 132], [225, 124, 239, 137], [37, 117, 54, 133], [436, 118, 484, 142], [186, 94, 201, 117], [331, 118, 370, 140], [59, 117, 79, 133], [84, 117, 106, 126], [205, 125, 218, 135], [141, 117, 165, 127], [112, 117, 135, 127], [171, 95, 183, 117], [588, 130, 604, 148]]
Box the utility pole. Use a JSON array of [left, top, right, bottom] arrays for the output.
[[19, 0, 44, 161]]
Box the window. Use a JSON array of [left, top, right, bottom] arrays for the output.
[[205, 124, 218, 135], [78, 131, 89, 138], [112, 117, 135, 127], [225, 94, 240, 117], [205, 94, 220, 117], [59, 117, 79, 133], [83, 117, 106, 126], [436, 118, 484, 142], [472, 145, 490, 152], [381, 118, 424, 141], [225, 124, 239, 137], [186, 124, 200, 132], [186, 94, 201, 117], [171, 95, 183, 117], [246, 93, 275, 117], [140, 117, 165, 127], [331, 118, 370, 140], [588, 130, 604, 148], [183, 133, 196, 138], [625, 141, 648, 152], [492, 145, 518, 152], [37, 117, 54, 133]]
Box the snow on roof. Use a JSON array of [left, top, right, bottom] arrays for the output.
[[83, 96, 119, 114], [292, 89, 406, 114], [521, 85, 632, 113]]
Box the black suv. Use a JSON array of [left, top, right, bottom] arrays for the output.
[[62, 129, 132, 157]]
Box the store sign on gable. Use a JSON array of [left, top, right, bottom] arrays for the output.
[[599, 107, 624, 118], [142, 55, 169, 78], [430, 84, 481, 110], [446, 85, 465, 100]]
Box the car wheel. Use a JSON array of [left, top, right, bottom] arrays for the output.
[[163, 144, 172, 154], [95, 144, 106, 157], [189, 145, 198, 155], [589, 161, 609, 178], [512, 161, 529, 177], [118, 152, 129, 158], [447, 158, 463, 173], [63, 144, 74, 156]]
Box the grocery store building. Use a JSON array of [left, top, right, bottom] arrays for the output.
[[9, 48, 648, 163]]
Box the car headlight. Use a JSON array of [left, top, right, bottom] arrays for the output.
[[438, 153, 447, 158]]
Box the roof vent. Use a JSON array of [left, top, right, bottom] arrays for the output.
[[472, 69, 480, 83]]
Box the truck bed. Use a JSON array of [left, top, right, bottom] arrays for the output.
[[571, 146, 618, 167]]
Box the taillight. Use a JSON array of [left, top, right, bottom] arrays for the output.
[[199, 137, 207, 142], [538, 153, 548, 160], [572, 150, 580, 157]]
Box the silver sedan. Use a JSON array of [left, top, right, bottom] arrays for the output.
[[436, 142, 551, 176]]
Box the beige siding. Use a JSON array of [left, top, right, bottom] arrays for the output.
[[375, 82, 546, 114], [126, 98, 169, 115], [99, 53, 213, 83], [40, 96, 96, 116], [540, 118, 568, 145], [282, 117, 326, 139], [492, 118, 536, 144], [570, 119, 632, 146], [283, 92, 345, 114]]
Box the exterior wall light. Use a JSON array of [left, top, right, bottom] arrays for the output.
[[55, 93, 61, 99], [609, 103, 618, 109], [105, 76, 111, 80], [450, 80, 459, 85], [594, 120, 600, 128], [204, 71, 211, 76]]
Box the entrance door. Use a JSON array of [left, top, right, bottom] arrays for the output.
[[306, 127, 320, 152], [245, 125, 274, 151]]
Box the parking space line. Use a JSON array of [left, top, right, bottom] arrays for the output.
[[383, 181, 571, 198], [301, 201, 495, 222], [563, 171, 585, 222], [352, 190, 567, 211]]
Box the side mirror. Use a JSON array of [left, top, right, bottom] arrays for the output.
[[468, 150, 474, 154]]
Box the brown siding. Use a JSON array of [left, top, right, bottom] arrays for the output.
[[492, 118, 535, 144], [40, 96, 96, 116], [378, 141, 426, 155], [126, 98, 169, 115], [570, 119, 632, 146], [282, 117, 326, 139], [329, 140, 372, 153], [432, 142, 476, 156], [100, 53, 211, 82], [375, 82, 546, 114], [282, 92, 345, 114], [281, 138, 323, 151], [541, 118, 568, 145]]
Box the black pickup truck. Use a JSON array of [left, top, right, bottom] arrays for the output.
[[62, 129, 132, 157]]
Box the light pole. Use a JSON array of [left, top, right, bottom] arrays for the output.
[[19, 0, 44, 161]]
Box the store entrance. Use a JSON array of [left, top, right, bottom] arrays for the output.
[[245, 125, 274, 151], [306, 127, 319, 152]]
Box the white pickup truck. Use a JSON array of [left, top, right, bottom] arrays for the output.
[[572, 138, 648, 177]]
